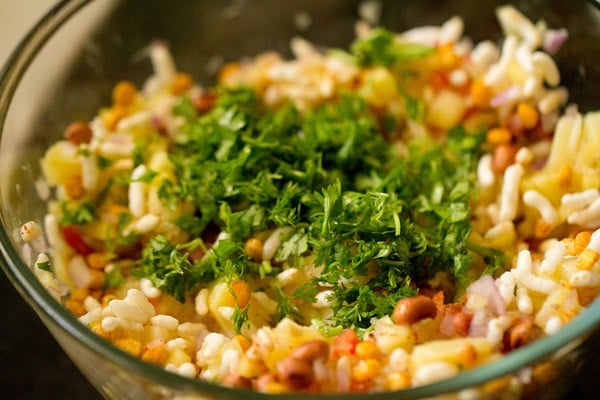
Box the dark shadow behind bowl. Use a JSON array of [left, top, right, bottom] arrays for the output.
[[1, 1, 600, 399]]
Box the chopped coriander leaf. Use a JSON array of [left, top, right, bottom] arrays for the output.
[[272, 282, 302, 323], [60, 201, 97, 225], [275, 228, 308, 265], [231, 303, 251, 334], [36, 260, 53, 272], [311, 318, 345, 337], [133, 235, 213, 302], [77, 147, 91, 157], [350, 27, 434, 67], [104, 265, 125, 289], [403, 93, 425, 122], [133, 84, 496, 325], [132, 169, 158, 184], [132, 138, 148, 167], [103, 211, 139, 255], [97, 155, 113, 170], [172, 96, 199, 120]]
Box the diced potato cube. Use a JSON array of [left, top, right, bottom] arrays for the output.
[[426, 90, 466, 130], [40, 141, 82, 185], [410, 337, 493, 371]]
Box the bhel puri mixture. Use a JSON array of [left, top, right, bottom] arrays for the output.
[[18, 4, 600, 396]]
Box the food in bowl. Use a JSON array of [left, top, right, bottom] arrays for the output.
[[20, 4, 599, 395]]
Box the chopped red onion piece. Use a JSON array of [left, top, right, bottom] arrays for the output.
[[467, 274, 506, 316], [468, 309, 491, 337], [543, 28, 568, 54], [439, 312, 456, 336], [490, 86, 520, 107]]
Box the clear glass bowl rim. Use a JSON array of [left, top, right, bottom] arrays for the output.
[[1, 0, 599, 398]]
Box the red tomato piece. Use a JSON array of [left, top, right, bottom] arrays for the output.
[[332, 328, 360, 359], [62, 225, 93, 256]]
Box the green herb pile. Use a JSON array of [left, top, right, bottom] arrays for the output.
[[127, 81, 498, 330]]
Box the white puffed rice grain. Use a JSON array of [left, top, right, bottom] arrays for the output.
[[140, 277, 162, 299], [477, 154, 495, 188], [531, 51, 560, 86], [131, 213, 160, 234], [277, 267, 299, 286], [539, 240, 565, 274], [129, 164, 148, 218], [496, 271, 516, 305], [413, 361, 459, 386], [439, 16, 464, 45], [498, 163, 524, 222], [79, 308, 102, 326], [487, 315, 514, 346], [151, 315, 180, 330], [523, 190, 558, 224], [149, 43, 177, 91], [79, 150, 99, 191], [469, 41, 499, 73], [44, 214, 68, 253], [314, 290, 334, 308], [562, 189, 600, 211], [496, 5, 541, 48], [116, 110, 152, 133], [195, 288, 210, 316], [544, 316, 563, 335], [83, 296, 101, 312], [516, 285, 533, 314], [569, 270, 600, 287], [166, 338, 188, 351], [567, 197, 600, 229], [538, 88, 568, 115], [512, 267, 558, 294], [586, 229, 600, 253], [217, 306, 234, 320]]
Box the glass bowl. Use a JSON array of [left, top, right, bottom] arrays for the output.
[[1, 1, 599, 399]]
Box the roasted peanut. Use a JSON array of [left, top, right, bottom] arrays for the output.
[[290, 340, 329, 362], [276, 357, 314, 390], [504, 113, 525, 137], [392, 295, 438, 325], [193, 91, 217, 114], [64, 121, 93, 145], [491, 143, 518, 174]]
